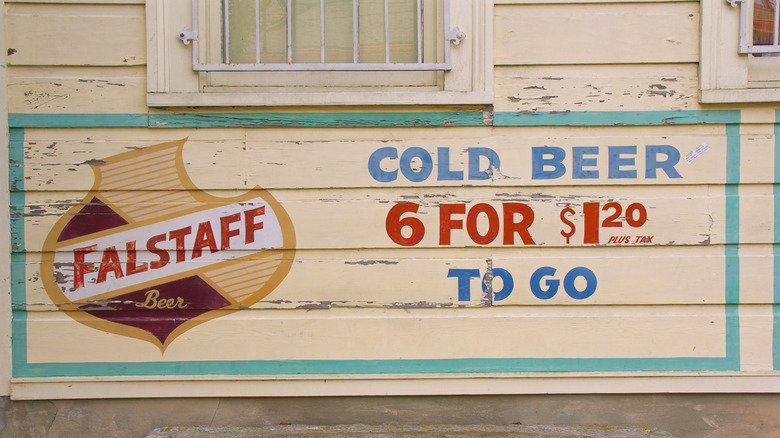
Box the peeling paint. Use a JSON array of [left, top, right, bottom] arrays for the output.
[[482, 259, 493, 307], [344, 260, 400, 266]]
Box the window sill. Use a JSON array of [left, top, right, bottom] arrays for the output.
[[700, 87, 780, 104], [147, 90, 494, 107]]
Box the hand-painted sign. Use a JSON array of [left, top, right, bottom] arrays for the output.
[[40, 139, 296, 351]]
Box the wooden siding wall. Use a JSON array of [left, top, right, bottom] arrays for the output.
[[5, 0, 780, 399]]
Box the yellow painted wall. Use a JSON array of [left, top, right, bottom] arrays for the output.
[[4, 0, 780, 399]]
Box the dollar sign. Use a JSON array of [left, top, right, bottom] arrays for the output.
[[560, 206, 576, 244]]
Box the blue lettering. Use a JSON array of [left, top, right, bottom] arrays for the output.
[[482, 268, 514, 301], [468, 147, 501, 180], [367, 147, 398, 182], [400, 147, 433, 182], [438, 147, 464, 181], [530, 266, 559, 300], [563, 267, 597, 299], [532, 146, 566, 180], [608, 146, 637, 179], [449, 268, 481, 301], [572, 146, 599, 179], [646, 145, 682, 179]]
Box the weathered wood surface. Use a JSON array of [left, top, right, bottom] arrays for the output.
[[23, 305, 731, 363], [16, 244, 752, 309], [494, 64, 701, 113], [16, 125, 739, 191], [14, 184, 733, 251], [494, 2, 699, 65], [5, 3, 145, 66], [5, 0, 773, 380], [8, 67, 147, 114]]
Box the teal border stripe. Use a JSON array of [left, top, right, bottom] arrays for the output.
[[15, 356, 736, 378], [8, 110, 741, 128], [494, 110, 741, 126], [725, 123, 741, 369], [9, 110, 742, 377], [9, 113, 149, 128], [149, 112, 485, 128], [9, 129, 24, 253], [8, 112, 487, 128], [9, 128, 28, 375], [775, 110, 780, 370]]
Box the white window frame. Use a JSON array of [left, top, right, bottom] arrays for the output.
[[147, 0, 493, 107], [186, 0, 459, 72], [729, 0, 780, 54], [701, 0, 780, 103]]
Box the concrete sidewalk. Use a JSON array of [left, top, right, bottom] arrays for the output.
[[147, 424, 675, 437]]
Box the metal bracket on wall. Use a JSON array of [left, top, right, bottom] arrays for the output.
[[177, 27, 196, 45]]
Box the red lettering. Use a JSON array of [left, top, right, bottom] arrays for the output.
[[466, 203, 499, 245], [439, 204, 465, 245], [125, 241, 148, 275], [583, 202, 600, 245], [96, 246, 124, 284], [385, 203, 425, 246], [244, 206, 265, 244], [192, 220, 218, 259], [169, 226, 192, 263], [502, 203, 536, 245], [73, 245, 97, 290], [220, 213, 241, 250], [146, 233, 169, 269]]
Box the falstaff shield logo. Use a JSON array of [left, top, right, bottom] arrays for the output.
[[41, 139, 295, 352]]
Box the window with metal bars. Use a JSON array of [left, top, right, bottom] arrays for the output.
[[180, 0, 464, 71], [730, 0, 780, 54]]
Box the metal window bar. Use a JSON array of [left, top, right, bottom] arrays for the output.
[[183, 0, 457, 71], [730, 0, 780, 54]]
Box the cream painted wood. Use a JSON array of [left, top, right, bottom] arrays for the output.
[[495, 64, 701, 113], [496, 0, 690, 3], [19, 125, 732, 191], [739, 123, 776, 183], [17, 185, 732, 251], [0, 1, 11, 398], [7, 66, 146, 113], [22, 306, 730, 363], [739, 185, 775, 245], [5, 3, 145, 66], [739, 308, 775, 372], [748, 56, 780, 85], [6, 0, 143, 3], [494, 2, 699, 65], [18, 245, 765, 309], [9, 373, 780, 400]]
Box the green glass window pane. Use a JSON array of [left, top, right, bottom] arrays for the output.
[[324, 0, 354, 63], [388, 0, 417, 63], [358, 0, 386, 63], [227, 0, 257, 63], [258, 0, 288, 63], [292, 0, 322, 63], [226, 0, 422, 65]]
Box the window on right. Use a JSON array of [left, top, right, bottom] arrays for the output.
[[700, 0, 780, 102]]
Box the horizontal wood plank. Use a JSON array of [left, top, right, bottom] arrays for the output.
[[15, 124, 739, 191], [6, 3, 145, 66], [15, 185, 734, 251], [494, 2, 699, 65], [8, 66, 147, 113], [14, 245, 759, 308], [494, 64, 702, 113], [22, 305, 732, 363]]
